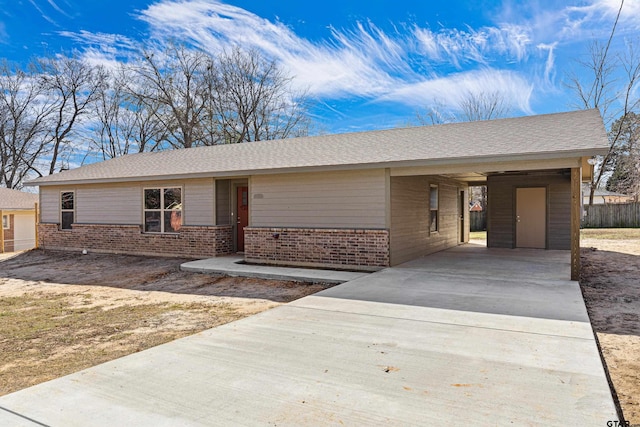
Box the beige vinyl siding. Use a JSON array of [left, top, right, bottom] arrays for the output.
[[77, 184, 140, 224], [250, 169, 387, 228], [390, 175, 466, 265], [40, 186, 63, 223], [41, 178, 216, 227], [183, 178, 215, 225], [487, 171, 571, 250]]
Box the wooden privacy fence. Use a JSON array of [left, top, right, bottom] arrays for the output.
[[470, 211, 487, 231], [582, 203, 640, 228]]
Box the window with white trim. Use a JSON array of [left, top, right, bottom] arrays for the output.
[[2, 215, 8, 229], [144, 187, 182, 233], [430, 184, 439, 233], [61, 191, 75, 230]]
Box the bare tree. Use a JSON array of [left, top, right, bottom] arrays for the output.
[[1, 43, 312, 186], [127, 44, 211, 149], [605, 112, 640, 199], [566, 0, 640, 205], [36, 54, 106, 174], [414, 99, 455, 125], [126, 44, 309, 147], [458, 90, 511, 122], [86, 66, 167, 161], [416, 90, 512, 125], [0, 61, 51, 188], [204, 47, 309, 144]]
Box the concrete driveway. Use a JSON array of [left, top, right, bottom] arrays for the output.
[[0, 244, 618, 426]]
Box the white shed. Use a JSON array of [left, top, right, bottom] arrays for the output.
[[0, 188, 39, 253]]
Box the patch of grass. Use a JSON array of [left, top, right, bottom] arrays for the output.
[[581, 228, 640, 240], [0, 293, 241, 396], [469, 231, 487, 240]]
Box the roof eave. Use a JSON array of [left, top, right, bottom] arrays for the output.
[[25, 147, 610, 187]]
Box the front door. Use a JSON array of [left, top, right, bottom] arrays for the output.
[[516, 187, 546, 249], [236, 186, 249, 252]]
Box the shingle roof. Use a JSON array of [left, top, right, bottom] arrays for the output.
[[28, 109, 609, 186], [0, 188, 39, 210]]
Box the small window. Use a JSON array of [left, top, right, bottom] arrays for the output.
[[144, 187, 182, 233], [2, 215, 8, 229], [61, 191, 75, 230], [430, 184, 439, 233]]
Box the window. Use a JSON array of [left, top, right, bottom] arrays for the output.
[[144, 187, 182, 233], [430, 184, 439, 233], [2, 215, 8, 229], [61, 191, 75, 230]]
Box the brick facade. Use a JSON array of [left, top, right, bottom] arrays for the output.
[[244, 227, 390, 270], [38, 223, 234, 258]]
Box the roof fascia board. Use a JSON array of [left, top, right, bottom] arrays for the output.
[[26, 148, 609, 187]]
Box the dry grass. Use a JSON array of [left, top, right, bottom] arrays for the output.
[[0, 250, 332, 396], [0, 294, 239, 395], [581, 228, 640, 241], [469, 231, 487, 240]]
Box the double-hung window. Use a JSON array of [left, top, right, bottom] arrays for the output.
[[61, 191, 75, 230], [2, 215, 8, 229], [144, 187, 182, 233], [430, 184, 439, 233]]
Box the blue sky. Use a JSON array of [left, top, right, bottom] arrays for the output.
[[1, 0, 639, 133]]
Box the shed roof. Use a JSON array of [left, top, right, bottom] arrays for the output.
[[28, 109, 609, 186], [0, 188, 39, 210], [582, 187, 632, 198]]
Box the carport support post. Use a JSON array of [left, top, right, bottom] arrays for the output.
[[570, 167, 581, 281]]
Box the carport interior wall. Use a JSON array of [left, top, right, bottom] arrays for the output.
[[486, 170, 571, 250]]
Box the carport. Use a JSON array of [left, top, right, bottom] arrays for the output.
[[0, 244, 618, 425]]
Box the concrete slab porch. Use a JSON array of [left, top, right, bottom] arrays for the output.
[[0, 244, 619, 426], [180, 255, 369, 284]]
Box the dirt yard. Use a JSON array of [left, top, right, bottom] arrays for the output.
[[0, 250, 332, 396], [580, 228, 640, 424]]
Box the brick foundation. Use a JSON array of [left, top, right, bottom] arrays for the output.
[[244, 227, 390, 270], [38, 223, 234, 258]]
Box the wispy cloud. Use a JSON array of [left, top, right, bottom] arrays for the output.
[[0, 21, 8, 44], [536, 42, 558, 84], [380, 68, 534, 114], [28, 0, 57, 26], [414, 24, 532, 68], [137, 0, 538, 111], [567, 0, 640, 32], [45, 0, 71, 18], [58, 31, 138, 55], [59, 0, 635, 119], [26, 0, 73, 27]]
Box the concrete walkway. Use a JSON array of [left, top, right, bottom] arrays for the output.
[[181, 255, 369, 283], [0, 244, 618, 426]]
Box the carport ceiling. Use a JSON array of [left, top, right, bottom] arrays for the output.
[[442, 168, 571, 184], [441, 172, 488, 183]]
